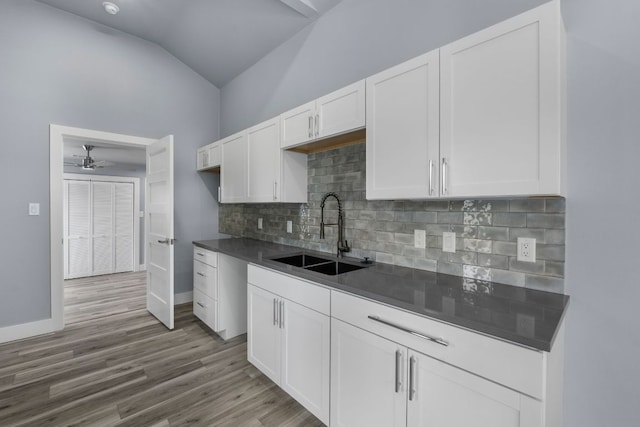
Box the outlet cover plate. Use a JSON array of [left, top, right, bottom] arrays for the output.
[[517, 237, 536, 263], [414, 229, 426, 248], [443, 232, 456, 253], [258, 218, 263, 230], [286, 220, 292, 234]]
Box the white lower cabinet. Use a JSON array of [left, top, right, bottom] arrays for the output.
[[192, 247, 247, 340], [247, 265, 330, 425]]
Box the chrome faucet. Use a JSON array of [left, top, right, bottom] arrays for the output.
[[320, 192, 350, 257]]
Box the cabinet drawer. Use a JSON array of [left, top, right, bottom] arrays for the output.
[[193, 246, 217, 267], [331, 290, 545, 399], [193, 260, 217, 299], [194, 289, 218, 331], [248, 264, 330, 315]]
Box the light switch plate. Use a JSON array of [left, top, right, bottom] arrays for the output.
[[414, 229, 426, 248], [258, 218, 263, 230], [29, 203, 40, 216], [286, 220, 292, 233], [443, 232, 456, 253]]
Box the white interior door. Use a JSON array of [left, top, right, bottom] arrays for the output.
[[146, 135, 175, 329]]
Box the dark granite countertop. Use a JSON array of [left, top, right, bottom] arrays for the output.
[[193, 237, 569, 352]]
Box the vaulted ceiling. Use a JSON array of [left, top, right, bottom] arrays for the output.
[[35, 0, 342, 88]]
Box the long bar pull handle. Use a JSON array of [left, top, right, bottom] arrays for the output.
[[315, 114, 319, 136], [441, 157, 447, 196], [196, 252, 205, 257], [218, 186, 221, 201], [429, 160, 434, 196], [409, 356, 416, 401], [395, 350, 402, 393], [279, 300, 285, 329], [273, 298, 278, 326], [197, 302, 205, 308], [273, 181, 277, 201], [368, 315, 449, 347], [308, 116, 313, 138], [196, 272, 206, 277]]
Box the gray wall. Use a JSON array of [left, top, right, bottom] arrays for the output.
[[219, 0, 640, 425], [0, 0, 221, 327]]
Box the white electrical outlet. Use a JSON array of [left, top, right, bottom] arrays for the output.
[[286, 220, 292, 233], [443, 232, 456, 253], [517, 237, 536, 263], [28, 203, 40, 216], [258, 218, 263, 230], [414, 229, 426, 248]]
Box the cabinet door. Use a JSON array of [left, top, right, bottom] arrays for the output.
[[196, 147, 208, 170], [281, 299, 330, 425], [220, 132, 247, 203], [247, 118, 281, 202], [366, 50, 440, 200], [208, 143, 221, 168], [331, 319, 407, 427], [440, 1, 564, 197], [281, 101, 315, 149], [247, 284, 281, 385], [316, 80, 365, 139], [407, 350, 542, 427]]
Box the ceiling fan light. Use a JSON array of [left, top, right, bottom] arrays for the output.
[[102, 2, 120, 15]]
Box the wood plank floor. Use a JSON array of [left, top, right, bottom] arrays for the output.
[[0, 272, 323, 426]]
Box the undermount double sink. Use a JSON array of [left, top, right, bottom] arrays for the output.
[[270, 253, 368, 276]]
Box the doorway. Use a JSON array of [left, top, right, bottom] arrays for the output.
[[50, 125, 162, 331]]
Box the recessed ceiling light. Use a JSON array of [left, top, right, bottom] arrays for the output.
[[102, 2, 120, 15]]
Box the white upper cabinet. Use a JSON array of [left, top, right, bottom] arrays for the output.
[[281, 80, 365, 149], [196, 141, 221, 171], [220, 132, 247, 203], [247, 118, 281, 203], [366, 51, 440, 200], [440, 0, 565, 198], [366, 0, 565, 200]]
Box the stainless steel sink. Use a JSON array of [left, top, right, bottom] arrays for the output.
[[270, 254, 368, 276]]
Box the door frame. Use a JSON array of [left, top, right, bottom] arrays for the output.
[[50, 125, 156, 331], [63, 173, 141, 279]]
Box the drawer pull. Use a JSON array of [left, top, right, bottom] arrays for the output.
[[368, 315, 449, 347], [197, 272, 206, 277], [395, 350, 402, 393], [197, 302, 205, 308], [196, 252, 205, 256]]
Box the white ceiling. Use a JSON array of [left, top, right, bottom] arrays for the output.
[[35, 0, 342, 88]]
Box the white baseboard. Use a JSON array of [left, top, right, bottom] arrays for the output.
[[0, 318, 57, 345], [175, 291, 193, 305]]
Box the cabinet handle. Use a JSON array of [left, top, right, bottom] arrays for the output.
[[429, 160, 434, 196], [197, 302, 205, 308], [315, 114, 319, 136], [273, 181, 277, 201], [279, 300, 285, 329], [441, 158, 447, 196], [273, 298, 278, 326], [395, 350, 402, 393], [308, 116, 313, 138], [409, 356, 416, 401], [368, 315, 449, 347], [197, 272, 205, 277], [218, 186, 221, 201], [196, 252, 205, 257]]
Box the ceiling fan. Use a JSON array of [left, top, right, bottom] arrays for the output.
[[65, 145, 115, 170]]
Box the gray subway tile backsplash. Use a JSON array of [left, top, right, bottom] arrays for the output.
[[219, 142, 566, 293]]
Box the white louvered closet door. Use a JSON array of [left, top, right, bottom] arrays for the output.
[[64, 179, 136, 279], [64, 180, 91, 279], [114, 182, 134, 273], [92, 181, 114, 276]]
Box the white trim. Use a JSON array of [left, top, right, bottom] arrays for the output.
[[175, 291, 194, 305], [63, 173, 141, 276], [0, 318, 56, 345], [51, 125, 157, 335], [139, 263, 146, 271]]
